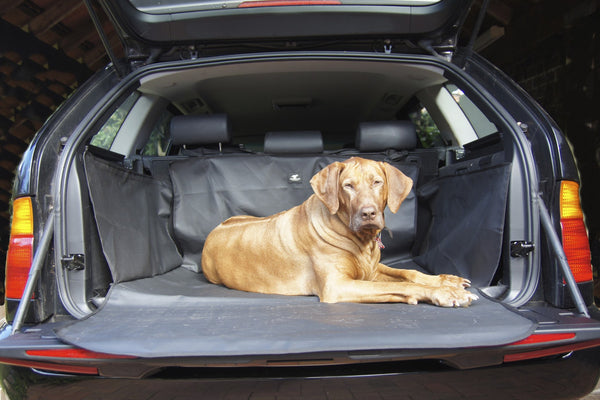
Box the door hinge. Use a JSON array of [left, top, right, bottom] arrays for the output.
[[510, 241, 535, 258], [180, 46, 200, 60], [62, 254, 85, 271]]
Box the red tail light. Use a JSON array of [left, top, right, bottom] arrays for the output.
[[559, 181, 593, 283], [5, 197, 35, 299], [25, 348, 135, 359], [510, 333, 576, 346], [0, 348, 135, 376], [505, 332, 600, 363]]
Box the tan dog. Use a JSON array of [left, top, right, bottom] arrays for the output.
[[202, 157, 478, 307]]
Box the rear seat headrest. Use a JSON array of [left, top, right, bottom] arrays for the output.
[[170, 114, 231, 146], [264, 131, 324, 154], [356, 121, 417, 151]]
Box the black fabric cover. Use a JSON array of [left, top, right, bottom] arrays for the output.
[[169, 155, 419, 272], [84, 153, 182, 282], [414, 164, 511, 286], [55, 267, 536, 358], [65, 154, 532, 360]]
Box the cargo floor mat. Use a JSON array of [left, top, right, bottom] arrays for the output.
[[55, 267, 536, 358]]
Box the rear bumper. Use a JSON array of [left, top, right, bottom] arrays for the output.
[[1, 347, 599, 400], [2, 305, 600, 374], [1, 305, 600, 400]]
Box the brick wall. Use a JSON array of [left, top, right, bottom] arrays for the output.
[[493, 12, 599, 225], [489, 5, 600, 276]]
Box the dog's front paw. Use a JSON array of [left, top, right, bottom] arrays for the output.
[[438, 274, 471, 289], [429, 287, 478, 308]]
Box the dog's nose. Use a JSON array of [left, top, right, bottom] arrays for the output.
[[360, 206, 377, 221]]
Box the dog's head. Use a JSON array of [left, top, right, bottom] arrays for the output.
[[310, 157, 413, 236]]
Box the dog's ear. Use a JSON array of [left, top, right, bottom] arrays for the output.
[[310, 162, 343, 214], [382, 162, 413, 214]]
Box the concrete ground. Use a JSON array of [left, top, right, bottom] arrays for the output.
[[587, 385, 600, 400]]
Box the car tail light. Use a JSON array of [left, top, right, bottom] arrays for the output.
[[510, 333, 576, 346], [559, 181, 593, 283], [25, 349, 135, 359], [504, 332, 600, 363], [0, 348, 136, 376], [5, 197, 35, 299]]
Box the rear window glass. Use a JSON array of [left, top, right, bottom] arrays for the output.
[[90, 93, 139, 150], [142, 110, 174, 156], [446, 84, 498, 139], [408, 104, 445, 148]]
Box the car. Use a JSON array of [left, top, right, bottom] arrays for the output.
[[1, 0, 600, 398]]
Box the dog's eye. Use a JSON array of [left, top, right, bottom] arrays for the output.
[[373, 180, 383, 187], [343, 183, 354, 190]]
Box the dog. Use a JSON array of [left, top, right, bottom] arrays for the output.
[[202, 157, 478, 307]]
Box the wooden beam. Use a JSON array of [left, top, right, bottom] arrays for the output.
[[0, 211, 11, 225], [487, 0, 513, 26], [0, 0, 25, 15], [0, 148, 21, 164], [28, 0, 83, 36], [0, 179, 12, 192], [1, 19, 92, 83], [0, 190, 10, 205], [8, 118, 35, 141], [0, 162, 15, 180], [83, 31, 122, 67], [59, 9, 113, 53], [47, 82, 71, 97], [84, 46, 108, 69], [37, 69, 78, 86], [0, 114, 11, 132], [60, 24, 98, 54], [475, 25, 506, 52], [3, 142, 27, 158]]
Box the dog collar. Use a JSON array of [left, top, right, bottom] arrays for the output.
[[375, 234, 385, 249]]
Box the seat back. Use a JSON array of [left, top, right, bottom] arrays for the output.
[[170, 114, 231, 148]]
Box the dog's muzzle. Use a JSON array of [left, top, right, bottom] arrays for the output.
[[350, 206, 384, 232]]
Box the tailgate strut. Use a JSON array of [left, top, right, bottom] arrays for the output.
[[463, 0, 491, 59], [83, 0, 127, 77], [537, 197, 590, 318]]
